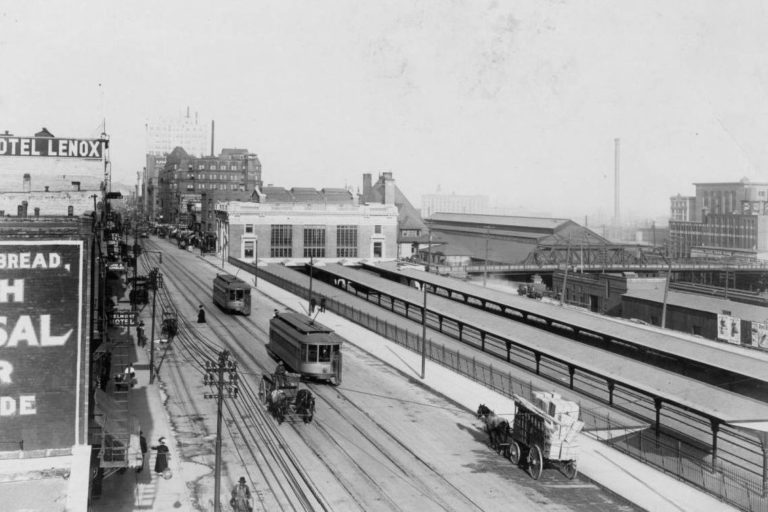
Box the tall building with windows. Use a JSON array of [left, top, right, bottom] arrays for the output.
[[145, 108, 209, 157], [216, 186, 398, 263], [421, 193, 490, 219], [668, 178, 768, 259], [670, 193, 696, 222], [158, 146, 262, 228], [144, 109, 210, 220]]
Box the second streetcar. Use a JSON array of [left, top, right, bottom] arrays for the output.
[[212, 273, 252, 315], [268, 310, 342, 384]]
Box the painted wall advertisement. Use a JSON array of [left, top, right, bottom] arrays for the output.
[[0, 241, 83, 449], [717, 313, 742, 345]]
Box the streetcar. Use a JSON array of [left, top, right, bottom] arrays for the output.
[[212, 273, 252, 315], [268, 310, 342, 384]]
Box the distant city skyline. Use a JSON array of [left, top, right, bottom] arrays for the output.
[[3, 1, 767, 221]]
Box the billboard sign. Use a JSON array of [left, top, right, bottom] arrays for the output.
[[752, 321, 768, 349], [0, 241, 83, 449], [717, 313, 742, 345], [0, 136, 107, 159]]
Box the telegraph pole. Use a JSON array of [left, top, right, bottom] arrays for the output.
[[420, 282, 428, 379], [483, 226, 490, 287], [204, 351, 239, 512], [148, 268, 162, 384]]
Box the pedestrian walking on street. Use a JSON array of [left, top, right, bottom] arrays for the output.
[[152, 437, 170, 474], [136, 431, 147, 472], [197, 304, 206, 323], [230, 476, 254, 512], [124, 363, 137, 388]]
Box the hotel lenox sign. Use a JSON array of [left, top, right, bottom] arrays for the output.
[[0, 136, 107, 159]]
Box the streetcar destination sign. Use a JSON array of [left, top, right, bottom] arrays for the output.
[[0, 136, 107, 159]]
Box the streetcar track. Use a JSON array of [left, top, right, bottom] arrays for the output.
[[150, 239, 484, 511]]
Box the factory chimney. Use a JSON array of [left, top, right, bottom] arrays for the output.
[[614, 138, 620, 225], [211, 120, 215, 157]]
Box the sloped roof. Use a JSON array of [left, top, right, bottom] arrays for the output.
[[165, 146, 190, 163], [261, 186, 293, 203], [428, 212, 570, 231], [260, 186, 355, 204], [321, 188, 354, 203], [363, 175, 426, 231], [624, 288, 768, 321], [291, 188, 322, 202]]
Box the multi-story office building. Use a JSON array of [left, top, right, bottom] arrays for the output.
[[144, 109, 209, 221], [144, 154, 165, 222], [145, 109, 209, 157], [670, 194, 696, 222], [158, 146, 262, 228], [421, 193, 489, 219], [668, 179, 768, 259]]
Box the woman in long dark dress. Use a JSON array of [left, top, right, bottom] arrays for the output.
[[152, 437, 169, 473]]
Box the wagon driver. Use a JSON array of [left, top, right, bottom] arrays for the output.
[[274, 361, 286, 388]]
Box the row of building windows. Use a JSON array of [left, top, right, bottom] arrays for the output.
[[264, 224, 364, 258], [187, 184, 243, 191], [194, 164, 245, 171], [180, 172, 245, 180]]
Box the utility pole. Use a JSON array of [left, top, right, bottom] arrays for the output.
[[204, 351, 239, 512], [425, 229, 432, 273], [660, 251, 671, 329], [149, 268, 162, 383], [483, 226, 490, 287], [308, 256, 314, 314], [420, 282, 428, 379], [560, 234, 572, 306]]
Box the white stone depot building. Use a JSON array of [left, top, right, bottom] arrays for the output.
[[215, 186, 398, 265]]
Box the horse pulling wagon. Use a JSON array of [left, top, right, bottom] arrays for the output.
[[507, 393, 583, 480], [477, 391, 583, 480], [258, 371, 315, 424]]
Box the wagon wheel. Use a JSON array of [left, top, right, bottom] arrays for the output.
[[258, 377, 268, 404], [562, 461, 578, 480], [508, 441, 521, 465], [527, 445, 543, 480]]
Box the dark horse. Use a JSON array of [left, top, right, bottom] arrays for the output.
[[476, 404, 510, 451], [268, 390, 288, 424], [295, 389, 315, 424]]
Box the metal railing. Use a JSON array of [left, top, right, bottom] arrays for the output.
[[243, 259, 767, 512]]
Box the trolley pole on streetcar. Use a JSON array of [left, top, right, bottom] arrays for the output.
[[420, 282, 427, 379], [204, 351, 239, 512]]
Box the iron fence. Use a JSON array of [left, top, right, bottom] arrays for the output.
[[245, 260, 768, 512]]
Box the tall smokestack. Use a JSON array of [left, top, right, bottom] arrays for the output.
[[614, 138, 620, 224], [211, 120, 215, 157]]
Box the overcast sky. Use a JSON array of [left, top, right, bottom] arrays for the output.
[[2, 1, 767, 222]]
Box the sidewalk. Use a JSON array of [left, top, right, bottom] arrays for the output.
[[91, 328, 194, 512]]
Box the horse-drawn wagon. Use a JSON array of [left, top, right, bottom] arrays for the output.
[[507, 393, 583, 480], [258, 371, 315, 424]]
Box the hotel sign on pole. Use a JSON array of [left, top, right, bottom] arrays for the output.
[[0, 241, 84, 449], [0, 136, 107, 159]]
